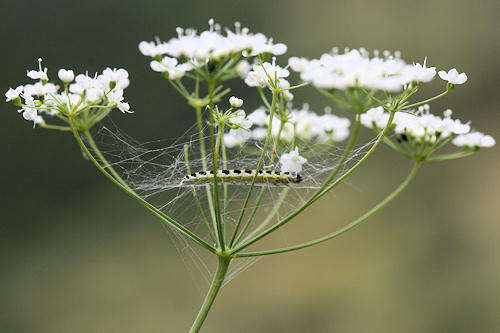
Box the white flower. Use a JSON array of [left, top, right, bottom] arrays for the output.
[[150, 56, 192, 79], [27, 58, 48, 81], [69, 74, 101, 94], [293, 110, 321, 141], [224, 128, 251, 148], [107, 89, 132, 113], [248, 103, 351, 143], [280, 147, 307, 173], [5, 86, 23, 102], [18, 95, 43, 124], [360, 106, 390, 129], [223, 133, 242, 148], [288, 57, 309, 72], [362, 104, 474, 146], [272, 120, 295, 142], [23, 82, 59, 97], [229, 96, 243, 108], [438, 68, 467, 85], [247, 107, 268, 126], [405, 60, 436, 83], [452, 132, 495, 148], [319, 113, 351, 141], [117, 102, 131, 113], [229, 110, 252, 129], [138, 41, 163, 57], [58, 69, 75, 83], [289, 49, 440, 92], [236, 61, 251, 78], [251, 127, 267, 140], [86, 88, 105, 103], [141, 21, 287, 73], [244, 60, 289, 88], [7, 61, 133, 128], [99, 68, 130, 90]]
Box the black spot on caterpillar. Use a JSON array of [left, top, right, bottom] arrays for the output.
[[180, 169, 302, 185]]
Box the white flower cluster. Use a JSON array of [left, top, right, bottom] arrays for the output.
[[139, 19, 287, 79], [289, 48, 467, 92], [5, 59, 131, 125], [452, 132, 495, 148], [361, 105, 494, 148], [224, 103, 351, 148], [243, 58, 294, 100]]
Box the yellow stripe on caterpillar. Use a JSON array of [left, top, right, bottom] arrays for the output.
[[180, 169, 302, 185]]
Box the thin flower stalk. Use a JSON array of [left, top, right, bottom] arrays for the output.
[[235, 162, 421, 257]]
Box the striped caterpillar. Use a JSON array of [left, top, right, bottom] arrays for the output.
[[180, 169, 303, 185]]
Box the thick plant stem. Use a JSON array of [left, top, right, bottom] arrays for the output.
[[235, 162, 421, 257], [83, 129, 128, 188], [189, 256, 231, 333]]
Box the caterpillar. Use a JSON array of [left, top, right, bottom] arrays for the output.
[[180, 169, 302, 185]]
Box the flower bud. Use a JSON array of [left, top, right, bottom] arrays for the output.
[[58, 69, 75, 83], [229, 96, 243, 108]]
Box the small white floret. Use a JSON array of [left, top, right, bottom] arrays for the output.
[[5, 86, 24, 102], [229, 96, 243, 108], [280, 147, 307, 173], [438, 68, 468, 85]]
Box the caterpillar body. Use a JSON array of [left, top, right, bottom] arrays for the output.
[[180, 169, 302, 185]]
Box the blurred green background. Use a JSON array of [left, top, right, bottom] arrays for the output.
[[1, 0, 499, 332]]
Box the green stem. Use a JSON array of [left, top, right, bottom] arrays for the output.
[[235, 162, 421, 257], [69, 119, 216, 254], [221, 137, 229, 243], [282, 82, 310, 91], [257, 87, 271, 109], [423, 135, 454, 157], [230, 110, 396, 254], [195, 105, 217, 228], [40, 123, 72, 131], [426, 151, 475, 162], [382, 136, 412, 157], [212, 123, 225, 250], [189, 256, 231, 333], [83, 129, 128, 188], [401, 89, 450, 110]]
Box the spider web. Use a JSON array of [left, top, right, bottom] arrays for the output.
[[88, 118, 378, 293]]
